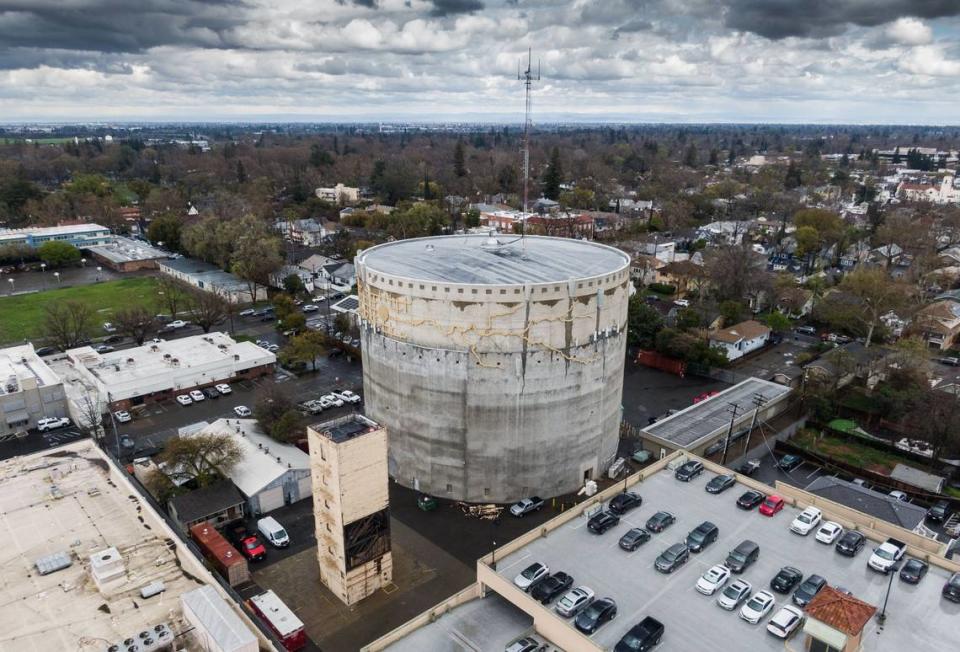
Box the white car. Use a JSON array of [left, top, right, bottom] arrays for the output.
[[215, 383, 232, 395], [302, 304, 319, 313], [189, 390, 205, 402], [674, 299, 690, 307], [168, 320, 188, 329], [555, 586, 594, 617], [739, 591, 776, 624], [514, 562, 549, 591], [267, 344, 280, 353], [103, 322, 116, 333], [323, 393, 344, 407], [766, 605, 804, 639], [176, 394, 193, 406], [239, 308, 257, 317], [312, 296, 327, 303], [815, 521, 843, 544], [113, 410, 132, 423], [234, 405, 252, 417], [696, 564, 731, 596], [318, 396, 335, 409], [37, 417, 70, 432], [790, 506, 822, 536], [717, 579, 752, 610], [334, 390, 361, 404]]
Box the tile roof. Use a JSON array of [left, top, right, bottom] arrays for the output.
[[804, 586, 876, 636]]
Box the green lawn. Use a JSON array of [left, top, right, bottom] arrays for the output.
[[0, 277, 160, 344]]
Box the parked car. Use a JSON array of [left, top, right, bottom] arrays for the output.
[[899, 558, 929, 584], [104, 334, 124, 344], [927, 500, 952, 523], [943, 572, 960, 603], [766, 605, 804, 639], [227, 526, 266, 562], [778, 455, 802, 471], [835, 531, 867, 557], [695, 564, 731, 596], [645, 511, 676, 533], [94, 344, 114, 353], [239, 308, 257, 317], [257, 516, 290, 548], [530, 571, 574, 605], [202, 387, 220, 399], [189, 389, 205, 402], [792, 574, 827, 607], [794, 325, 817, 336], [103, 322, 117, 333], [705, 474, 736, 494], [37, 417, 70, 432], [513, 562, 549, 591], [739, 590, 776, 624], [889, 490, 909, 502], [34, 346, 57, 356], [675, 460, 704, 482], [737, 459, 761, 476], [655, 543, 689, 573], [120, 435, 135, 450], [619, 528, 652, 552], [759, 495, 785, 516], [815, 522, 843, 544], [614, 616, 664, 652], [267, 344, 280, 353], [555, 586, 594, 618], [587, 511, 620, 534], [260, 313, 276, 322], [868, 538, 907, 573], [302, 304, 319, 312], [686, 521, 719, 552], [168, 319, 188, 329], [608, 491, 642, 515], [716, 579, 752, 610], [574, 597, 617, 634], [510, 496, 545, 517], [674, 298, 690, 307], [790, 507, 823, 535], [113, 410, 132, 423], [725, 540, 760, 574], [234, 405, 252, 417], [737, 490, 764, 510], [334, 390, 362, 404], [323, 393, 345, 407], [505, 638, 539, 652], [175, 394, 193, 406], [215, 383, 232, 394], [769, 566, 803, 594]]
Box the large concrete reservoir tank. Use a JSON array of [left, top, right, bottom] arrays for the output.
[[355, 234, 631, 503]]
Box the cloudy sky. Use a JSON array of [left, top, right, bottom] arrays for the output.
[[2, 0, 960, 123]]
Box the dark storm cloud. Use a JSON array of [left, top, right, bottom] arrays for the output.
[[429, 0, 485, 17], [335, 0, 379, 7], [722, 0, 960, 40], [0, 0, 245, 53], [0, 47, 132, 72]]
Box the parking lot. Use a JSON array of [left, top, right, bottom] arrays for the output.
[[494, 467, 959, 651]]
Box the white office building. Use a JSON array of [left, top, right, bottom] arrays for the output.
[[0, 344, 68, 435]]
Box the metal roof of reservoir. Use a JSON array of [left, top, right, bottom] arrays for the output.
[[357, 235, 631, 285], [642, 377, 791, 449]]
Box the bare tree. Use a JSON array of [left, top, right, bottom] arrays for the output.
[[188, 288, 228, 333], [42, 300, 94, 350], [705, 243, 770, 305], [836, 267, 910, 347], [154, 275, 189, 319], [73, 383, 106, 443], [158, 432, 243, 488], [113, 306, 156, 345]]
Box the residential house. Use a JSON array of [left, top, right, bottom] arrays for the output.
[[910, 299, 960, 350], [168, 479, 246, 532], [274, 218, 333, 247], [708, 320, 771, 361], [315, 183, 360, 204], [803, 341, 890, 389], [271, 264, 314, 293], [879, 310, 908, 339], [804, 476, 928, 531], [776, 287, 814, 318], [631, 254, 664, 286], [655, 260, 706, 296]]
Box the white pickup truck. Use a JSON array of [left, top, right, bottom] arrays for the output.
[[868, 537, 907, 573]]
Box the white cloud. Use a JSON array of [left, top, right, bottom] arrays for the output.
[[900, 45, 960, 77], [884, 17, 933, 46]]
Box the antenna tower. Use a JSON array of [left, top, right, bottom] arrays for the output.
[[518, 48, 540, 231]]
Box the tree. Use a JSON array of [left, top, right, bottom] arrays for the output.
[[272, 293, 298, 323], [762, 311, 791, 333], [42, 301, 94, 350], [73, 383, 107, 444], [705, 244, 771, 304], [236, 160, 247, 184], [826, 268, 909, 347], [794, 226, 820, 258], [719, 300, 744, 325], [146, 214, 184, 251], [188, 289, 228, 333], [453, 140, 467, 178], [113, 306, 156, 345], [627, 295, 663, 349], [910, 390, 960, 461], [542, 147, 563, 200], [157, 432, 243, 488], [253, 385, 304, 443], [282, 273, 305, 296], [683, 143, 698, 168], [37, 240, 81, 268], [783, 161, 802, 189], [282, 330, 327, 371], [231, 233, 283, 304], [155, 275, 189, 319]]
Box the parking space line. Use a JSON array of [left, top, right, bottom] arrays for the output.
[[497, 550, 531, 574], [805, 465, 821, 479]]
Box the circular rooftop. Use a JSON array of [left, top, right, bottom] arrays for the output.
[[357, 235, 630, 285]]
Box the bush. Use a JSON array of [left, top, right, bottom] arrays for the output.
[[647, 282, 676, 295]]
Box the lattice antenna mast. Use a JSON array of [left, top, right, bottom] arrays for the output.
[[519, 48, 540, 235]]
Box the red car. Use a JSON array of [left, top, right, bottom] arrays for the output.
[[759, 495, 785, 516], [239, 534, 267, 561]]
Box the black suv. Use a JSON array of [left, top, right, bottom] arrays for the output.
[[575, 597, 617, 634], [705, 474, 736, 494], [778, 454, 802, 472], [619, 528, 652, 552], [943, 572, 960, 603], [793, 574, 827, 607], [900, 559, 929, 585], [927, 500, 952, 523], [645, 511, 676, 533], [588, 511, 620, 534], [835, 531, 866, 557], [655, 543, 690, 573], [770, 566, 803, 593], [614, 616, 664, 652], [736, 490, 764, 510], [530, 571, 574, 604], [675, 460, 704, 482], [202, 387, 220, 399], [685, 521, 719, 553], [609, 491, 643, 515], [725, 540, 759, 573]]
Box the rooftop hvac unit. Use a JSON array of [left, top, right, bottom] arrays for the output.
[[139, 580, 165, 599], [34, 551, 72, 576]]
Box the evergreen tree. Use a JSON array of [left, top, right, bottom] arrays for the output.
[[453, 140, 467, 178], [683, 143, 698, 168], [235, 160, 247, 184], [784, 161, 802, 189], [542, 147, 563, 200]]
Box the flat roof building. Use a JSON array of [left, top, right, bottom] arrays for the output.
[[85, 235, 170, 271], [159, 256, 267, 303], [65, 332, 275, 409], [0, 343, 68, 435], [0, 222, 111, 248]]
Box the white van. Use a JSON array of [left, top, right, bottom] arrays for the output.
[[257, 516, 290, 548]]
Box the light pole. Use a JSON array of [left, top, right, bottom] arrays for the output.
[[40, 263, 46, 287], [877, 561, 901, 627], [81, 257, 86, 268], [54, 271, 61, 285], [96, 266, 102, 282], [7, 278, 13, 295]]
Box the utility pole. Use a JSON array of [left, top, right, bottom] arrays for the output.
[[720, 402, 741, 465], [741, 393, 769, 457], [518, 48, 540, 238]]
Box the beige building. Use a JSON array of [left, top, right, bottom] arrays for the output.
[[308, 414, 392, 605]]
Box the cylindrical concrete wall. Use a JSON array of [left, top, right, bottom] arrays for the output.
[[355, 235, 631, 503]]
